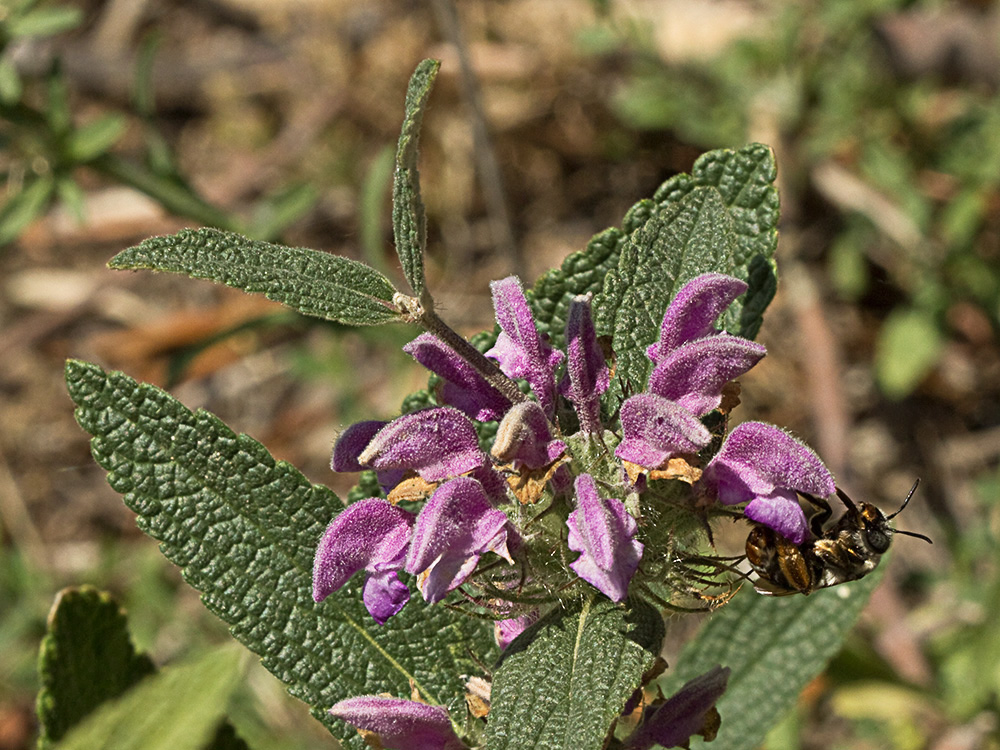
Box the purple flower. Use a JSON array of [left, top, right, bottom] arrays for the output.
[[567, 474, 643, 602], [615, 393, 712, 469], [702, 421, 836, 544], [491, 401, 566, 470], [403, 333, 512, 422], [647, 273, 748, 365], [329, 696, 466, 750], [313, 498, 415, 624], [331, 420, 406, 492], [624, 665, 730, 750], [406, 477, 513, 603], [486, 276, 564, 418], [647, 335, 765, 417], [560, 293, 609, 433], [358, 407, 487, 482], [494, 609, 540, 650]]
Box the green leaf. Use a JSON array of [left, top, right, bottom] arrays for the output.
[[249, 182, 318, 241], [392, 58, 440, 302], [7, 6, 83, 38], [65, 114, 128, 162], [660, 572, 883, 750], [360, 145, 395, 273], [52, 644, 245, 750], [531, 143, 778, 349], [0, 58, 23, 104], [0, 177, 55, 245], [36, 586, 156, 749], [485, 595, 665, 750], [110, 228, 404, 326], [599, 186, 738, 397], [65, 360, 497, 747], [875, 307, 943, 399]]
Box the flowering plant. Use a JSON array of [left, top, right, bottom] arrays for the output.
[[59, 61, 888, 750]]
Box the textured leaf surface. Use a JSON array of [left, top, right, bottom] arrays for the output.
[[654, 143, 779, 336], [659, 571, 882, 750], [36, 586, 156, 749], [65, 360, 497, 747], [110, 228, 402, 326], [531, 143, 778, 349], [599, 186, 737, 398], [485, 596, 665, 750], [52, 645, 244, 750], [393, 59, 440, 300]]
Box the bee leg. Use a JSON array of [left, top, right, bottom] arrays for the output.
[[801, 492, 833, 538]]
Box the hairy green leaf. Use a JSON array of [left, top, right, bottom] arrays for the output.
[[393, 59, 440, 302], [599, 186, 738, 398], [52, 645, 245, 750], [485, 595, 664, 750], [110, 228, 403, 326], [65, 360, 497, 747], [654, 143, 779, 336], [36, 586, 156, 749], [660, 572, 882, 750], [531, 143, 778, 349]]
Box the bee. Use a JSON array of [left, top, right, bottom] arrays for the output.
[[745, 479, 931, 596]]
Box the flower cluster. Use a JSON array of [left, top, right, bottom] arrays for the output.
[[312, 271, 836, 746]]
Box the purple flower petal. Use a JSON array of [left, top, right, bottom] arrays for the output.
[[744, 491, 811, 544], [704, 421, 835, 501], [495, 610, 540, 650], [614, 393, 712, 469], [358, 407, 486, 482], [332, 421, 387, 473], [567, 474, 643, 602], [329, 696, 466, 750], [313, 498, 415, 623], [624, 666, 730, 750], [405, 477, 512, 603], [491, 401, 564, 469], [485, 276, 563, 417], [702, 421, 835, 545], [647, 273, 748, 364], [403, 333, 512, 422], [560, 294, 609, 433], [331, 420, 406, 492], [362, 570, 411, 625], [647, 335, 766, 416]]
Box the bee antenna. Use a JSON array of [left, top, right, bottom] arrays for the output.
[[835, 487, 858, 511], [886, 478, 921, 520], [893, 528, 933, 544]]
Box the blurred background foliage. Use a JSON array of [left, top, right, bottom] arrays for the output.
[[0, 1, 998, 749]]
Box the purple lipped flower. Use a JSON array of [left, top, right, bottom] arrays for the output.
[[494, 609, 540, 650], [331, 420, 406, 492], [485, 276, 564, 418], [647, 273, 748, 365], [405, 477, 513, 603], [702, 421, 836, 544], [647, 334, 766, 417], [313, 498, 415, 624], [567, 473, 643, 602], [615, 393, 712, 469], [560, 293, 609, 433], [358, 407, 487, 483], [491, 401, 566, 470], [403, 332, 513, 422], [624, 665, 730, 750], [329, 696, 466, 750]]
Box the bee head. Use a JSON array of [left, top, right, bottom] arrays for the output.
[[838, 479, 932, 554]]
